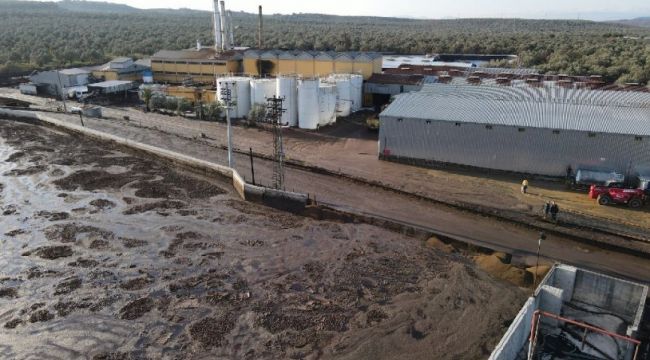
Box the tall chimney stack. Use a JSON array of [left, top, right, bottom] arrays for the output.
[[258, 5, 263, 49], [219, 1, 230, 50], [212, 0, 222, 51], [227, 10, 235, 48]]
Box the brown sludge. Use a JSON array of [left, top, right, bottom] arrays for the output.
[[0, 119, 526, 359]]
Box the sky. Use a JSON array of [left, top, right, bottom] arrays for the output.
[[56, 0, 650, 20]]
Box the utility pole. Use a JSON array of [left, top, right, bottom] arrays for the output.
[[56, 69, 67, 113], [265, 95, 286, 190], [532, 232, 546, 292], [249, 147, 256, 185], [219, 81, 235, 168]]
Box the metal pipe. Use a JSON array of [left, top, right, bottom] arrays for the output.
[[212, 0, 222, 51], [227, 10, 235, 48], [258, 5, 263, 49], [219, 1, 229, 51], [534, 310, 641, 345], [529, 310, 641, 360], [249, 147, 255, 185]]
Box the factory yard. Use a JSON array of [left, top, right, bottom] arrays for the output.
[[4, 84, 646, 242], [0, 119, 528, 359]]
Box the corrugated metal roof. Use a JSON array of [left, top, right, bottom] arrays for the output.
[[367, 74, 424, 86], [110, 57, 132, 63], [88, 80, 134, 88], [59, 68, 89, 75], [152, 48, 242, 61], [243, 49, 380, 61], [380, 84, 650, 136]]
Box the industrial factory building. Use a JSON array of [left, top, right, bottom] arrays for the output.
[[90, 57, 151, 82], [242, 50, 382, 80], [151, 48, 242, 84], [379, 84, 650, 177]]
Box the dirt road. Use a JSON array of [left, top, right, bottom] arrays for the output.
[[2, 87, 646, 237], [20, 109, 648, 284], [0, 119, 526, 359]]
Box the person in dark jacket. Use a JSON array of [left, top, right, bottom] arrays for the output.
[[550, 202, 559, 222]]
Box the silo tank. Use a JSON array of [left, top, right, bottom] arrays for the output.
[[250, 78, 277, 108], [298, 79, 319, 130], [350, 74, 364, 112], [328, 74, 352, 117], [318, 83, 337, 127], [216, 76, 251, 118], [277, 76, 298, 127]]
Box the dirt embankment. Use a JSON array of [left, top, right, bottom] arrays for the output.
[[0, 119, 526, 359]]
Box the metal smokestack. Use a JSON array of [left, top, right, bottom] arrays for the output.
[[219, 1, 230, 50], [212, 0, 222, 51], [228, 10, 235, 47], [258, 5, 263, 49]]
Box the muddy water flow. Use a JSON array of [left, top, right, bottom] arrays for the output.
[[0, 119, 525, 359]]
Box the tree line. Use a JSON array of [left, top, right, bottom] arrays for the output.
[[1, 1, 649, 84]]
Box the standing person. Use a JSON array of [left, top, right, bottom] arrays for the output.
[[566, 165, 573, 181], [543, 201, 551, 219], [521, 179, 529, 194], [550, 201, 559, 222]]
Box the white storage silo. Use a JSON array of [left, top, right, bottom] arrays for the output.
[[350, 74, 364, 112], [328, 74, 352, 117], [276, 76, 298, 127], [250, 78, 276, 108], [298, 79, 319, 130], [217, 77, 251, 118], [318, 83, 337, 127]]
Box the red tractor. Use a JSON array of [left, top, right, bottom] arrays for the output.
[[589, 185, 647, 209]]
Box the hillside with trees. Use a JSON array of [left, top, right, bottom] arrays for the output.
[[1, 0, 650, 84]]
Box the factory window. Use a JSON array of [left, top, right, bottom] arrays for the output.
[[485, 125, 493, 130], [588, 132, 597, 138], [635, 136, 643, 141], [553, 130, 560, 134], [518, 128, 526, 132], [455, 122, 461, 127]]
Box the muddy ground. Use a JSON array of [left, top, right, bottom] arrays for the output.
[[0, 119, 526, 359]]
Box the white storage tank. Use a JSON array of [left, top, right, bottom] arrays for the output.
[[318, 83, 337, 127], [250, 78, 276, 108], [277, 76, 298, 127], [350, 74, 364, 112], [217, 77, 251, 118], [298, 78, 319, 130], [328, 74, 352, 117]]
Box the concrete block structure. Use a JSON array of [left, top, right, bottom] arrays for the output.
[[379, 84, 650, 177], [490, 264, 647, 360]]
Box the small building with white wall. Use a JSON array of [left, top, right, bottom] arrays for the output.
[[29, 68, 90, 97]]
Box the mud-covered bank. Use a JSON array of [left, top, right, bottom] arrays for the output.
[[0, 119, 526, 359]]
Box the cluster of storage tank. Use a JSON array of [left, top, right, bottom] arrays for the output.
[[215, 74, 363, 130]]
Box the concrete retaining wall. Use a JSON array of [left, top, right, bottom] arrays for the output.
[[0, 108, 309, 213], [489, 297, 537, 360]]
